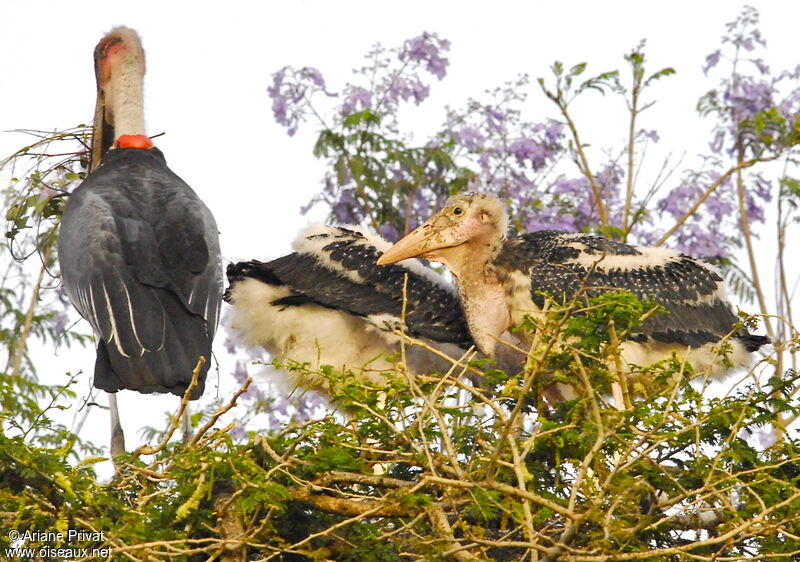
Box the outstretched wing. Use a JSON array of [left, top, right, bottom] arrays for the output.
[[496, 230, 742, 348]]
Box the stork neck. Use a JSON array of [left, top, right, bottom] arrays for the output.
[[107, 65, 146, 138], [455, 264, 510, 357]]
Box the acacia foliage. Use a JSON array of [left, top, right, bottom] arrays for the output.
[[2, 5, 800, 561]]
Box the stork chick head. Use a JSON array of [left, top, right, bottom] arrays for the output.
[[377, 192, 508, 278]]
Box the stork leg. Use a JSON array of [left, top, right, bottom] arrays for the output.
[[108, 392, 126, 458], [181, 405, 193, 445]]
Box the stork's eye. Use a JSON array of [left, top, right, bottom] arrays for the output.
[[453, 207, 463, 216], [100, 37, 122, 57]]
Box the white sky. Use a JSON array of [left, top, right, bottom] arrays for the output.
[[2, 1, 797, 477]]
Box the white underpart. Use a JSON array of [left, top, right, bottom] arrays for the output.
[[295, 223, 456, 293], [228, 278, 463, 394], [364, 312, 404, 334], [620, 338, 752, 379]]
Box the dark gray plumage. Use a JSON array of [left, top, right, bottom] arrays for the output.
[[59, 147, 222, 398]]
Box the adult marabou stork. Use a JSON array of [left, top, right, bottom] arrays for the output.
[[378, 193, 768, 382], [58, 27, 222, 453], [225, 224, 476, 395]]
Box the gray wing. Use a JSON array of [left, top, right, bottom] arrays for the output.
[[58, 148, 222, 396]]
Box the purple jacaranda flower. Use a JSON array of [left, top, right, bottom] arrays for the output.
[[522, 205, 578, 232], [224, 336, 237, 355], [703, 50, 721, 75], [673, 222, 727, 259], [709, 129, 726, 154], [635, 229, 661, 247], [54, 310, 68, 333], [272, 396, 290, 418], [705, 192, 734, 222], [753, 58, 770, 75], [379, 223, 400, 242], [455, 126, 485, 150], [477, 151, 491, 171], [597, 164, 623, 197], [508, 138, 548, 169], [741, 176, 771, 224], [385, 75, 430, 106], [267, 67, 286, 103], [727, 79, 774, 124], [296, 392, 325, 419], [411, 80, 431, 104], [231, 360, 247, 385], [267, 67, 303, 136], [486, 108, 506, 133], [332, 188, 359, 223], [300, 66, 326, 88], [553, 176, 590, 198], [640, 129, 660, 143], [341, 86, 373, 116], [401, 32, 450, 80], [753, 175, 773, 203], [657, 182, 702, 220], [746, 195, 766, 223], [268, 69, 289, 121], [778, 97, 798, 120], [541, 120, 565, 145], [755, 427, 778, 449], [504, 173, 533, 200], [411, 188, 433, 221], [231, 360, 267, 402], [271, 93, 289, 128]]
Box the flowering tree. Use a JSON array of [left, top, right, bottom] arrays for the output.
[[258, 5, 800, 558], [2, 5, 800, 561]]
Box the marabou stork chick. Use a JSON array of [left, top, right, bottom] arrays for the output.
[[225, 224, 477, 395], [58, 27, 222, 400], [378, 192, 769, 379]]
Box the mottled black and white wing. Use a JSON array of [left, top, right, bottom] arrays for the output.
[[286, 224, 473, 345], [225, 225, 475, 392], [496, 230, 761, 349], [226, 224, 473, 347]]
